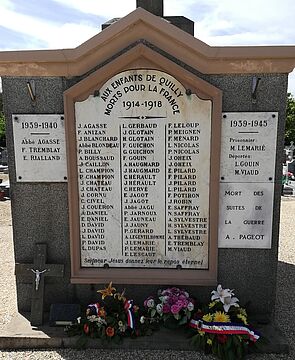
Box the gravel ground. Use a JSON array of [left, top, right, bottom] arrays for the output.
[[0, 195, 294, 359]]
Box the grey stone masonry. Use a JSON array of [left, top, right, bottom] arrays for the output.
[[2, 70, 287, 320], [136, 0, 163, 16]]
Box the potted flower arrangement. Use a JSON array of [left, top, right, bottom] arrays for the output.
[[66, 282, 142, 344], [143, 287, 195, 329], [189, 285, 260, 359]]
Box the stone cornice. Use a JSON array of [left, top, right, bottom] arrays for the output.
[[0, 8, 295, 76]]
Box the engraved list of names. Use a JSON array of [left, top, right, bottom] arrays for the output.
[[75, 70, 212, 269]]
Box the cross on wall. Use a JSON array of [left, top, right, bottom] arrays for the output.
[[15, 243, 64, 326]]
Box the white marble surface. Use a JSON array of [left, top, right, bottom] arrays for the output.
[[75, 69, 212, 268], [220, 112, 278, 183], [12, 114, 67, 182], [218, 182, 274, 248]]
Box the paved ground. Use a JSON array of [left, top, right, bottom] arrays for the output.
[[0, 194, 294, 359]]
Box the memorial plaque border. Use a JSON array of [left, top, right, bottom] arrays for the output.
[[64, 43, 222, 285]]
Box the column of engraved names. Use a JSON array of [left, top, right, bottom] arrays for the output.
[[166, 123, 207, 265], [77, 123, 119, 258], [121, 122, 165, 264]]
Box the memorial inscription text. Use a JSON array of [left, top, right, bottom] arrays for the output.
[[218, 112, 278, 248], [75, 70, 212, 269], [12, 114, 67, 182]]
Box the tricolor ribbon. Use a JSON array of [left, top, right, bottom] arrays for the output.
[[124, 299, 135, 329], [87, 302, 100, 315], [189, 319, 260, 342]]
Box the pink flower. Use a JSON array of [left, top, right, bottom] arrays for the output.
[[171, 304, 181, 314], [176, 299, 188, 308]]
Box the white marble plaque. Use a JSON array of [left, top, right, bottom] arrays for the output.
[[13, 114, 67, 182], [75, 70, 212, 269], [220, 112, 278, 183], [218, 183, 274, 248]]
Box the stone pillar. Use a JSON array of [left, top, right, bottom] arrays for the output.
[[136, 0, 163, 17]]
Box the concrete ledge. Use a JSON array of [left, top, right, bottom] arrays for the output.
[[0, 312, 289, 353]]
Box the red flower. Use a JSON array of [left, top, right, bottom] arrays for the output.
[[163, 304, 171, 313], [217, 334, 228, 344], [106, 326, 115, 337], [83, 323, 89, 334]]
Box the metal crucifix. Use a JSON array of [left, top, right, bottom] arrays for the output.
[[30, 268, 48, 290]]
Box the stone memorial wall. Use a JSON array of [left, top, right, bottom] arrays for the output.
[[1, 6, 294, 317], [75, 70, 211, 269]]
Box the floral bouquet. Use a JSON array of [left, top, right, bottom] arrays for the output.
[[143, 287, 195, 329], [189, 285, 260, 359], [282, 171, 294, 184], [66, 282, 141, 344]]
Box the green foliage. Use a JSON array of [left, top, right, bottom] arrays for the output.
[[285, 92, 295, 145]]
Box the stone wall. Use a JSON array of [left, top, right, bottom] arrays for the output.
[[2, 67, 287, 319]]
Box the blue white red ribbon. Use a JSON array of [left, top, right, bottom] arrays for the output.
[[125, 300, 135, 329], [87, 302, 100, 315], [189, 319, 260, 342]]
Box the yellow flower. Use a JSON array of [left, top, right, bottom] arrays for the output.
[[237, 314, 248, 325], [202, 313, 213, 322], [213, 311, 230, 323], [209, 301, 217, 309], [207, 339, 213, 346], [239, 308, 247, 317], [97, 282, 116, 299], [198, 330, 205, 336], [114, 290, 126, 302]]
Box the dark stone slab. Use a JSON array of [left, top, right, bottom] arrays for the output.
[[49, 304, 81, 326]]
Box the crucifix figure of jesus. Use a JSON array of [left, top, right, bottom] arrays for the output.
[[15, 243, 64, 326], [30, 268, 48, 290]]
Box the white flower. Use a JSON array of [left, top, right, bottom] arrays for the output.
[[211, 284, 239, 312], [77, 317, 81, 324], [118, 320, 126, 332], [140, 316, 145, 324], [159, 295, 169, 304], [156, 303, 163, 314], [187, 302, 194, 312], [184, 291, 190, 298], [87, 315, 97, 322], [147, 298, 155, 308], [97, 317, 107, 325]]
